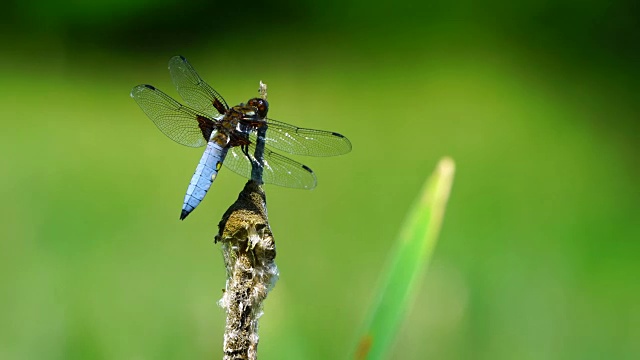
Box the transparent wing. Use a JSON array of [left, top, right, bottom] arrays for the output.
[[168, 55, 229, 117], [250, 118, 352, 156], [224, 144, 317, 189], [130, 84, 215, 147]]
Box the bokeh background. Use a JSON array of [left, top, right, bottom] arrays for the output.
[[1, 0, 638, 359]]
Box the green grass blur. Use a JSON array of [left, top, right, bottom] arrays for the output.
[[357, 158, 454, 360], [0, 0, 638, 359]]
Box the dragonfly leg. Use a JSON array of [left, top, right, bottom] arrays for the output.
[[241, 144, 250, 159]]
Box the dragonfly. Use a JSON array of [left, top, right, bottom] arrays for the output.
[[131, 56, 351, 220]]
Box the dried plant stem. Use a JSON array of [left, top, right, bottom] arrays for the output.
[[251, 81, 268, 183], [215, 180, 277, 360], [214, 81, 275, 359]]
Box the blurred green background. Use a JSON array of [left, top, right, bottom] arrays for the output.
[[1, 0, 638, 359]]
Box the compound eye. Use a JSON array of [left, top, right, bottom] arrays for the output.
[[251, 98, 269, 118]]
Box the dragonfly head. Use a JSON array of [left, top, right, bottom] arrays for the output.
[[247, 98, 269, 119]]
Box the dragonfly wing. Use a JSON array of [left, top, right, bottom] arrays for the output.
[[222, 147, 253, 181], [168, 56, 229, 117], [253, 118, 352, 156], [224, 144, 317, 189], [131, 84, 215, 147]]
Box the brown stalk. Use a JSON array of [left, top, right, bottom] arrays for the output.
[[214, 82, 276, 360]]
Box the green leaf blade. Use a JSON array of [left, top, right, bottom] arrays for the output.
[[355, 157, 456, 360]]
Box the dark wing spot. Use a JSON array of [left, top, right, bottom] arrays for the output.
[[228, 132, 250, 147], [302, 165, 314, 173], [143, 84, 156, 90], [196, 115, 215, 140], [213, 98, 227, 114], [332, 132, 345, 138]]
